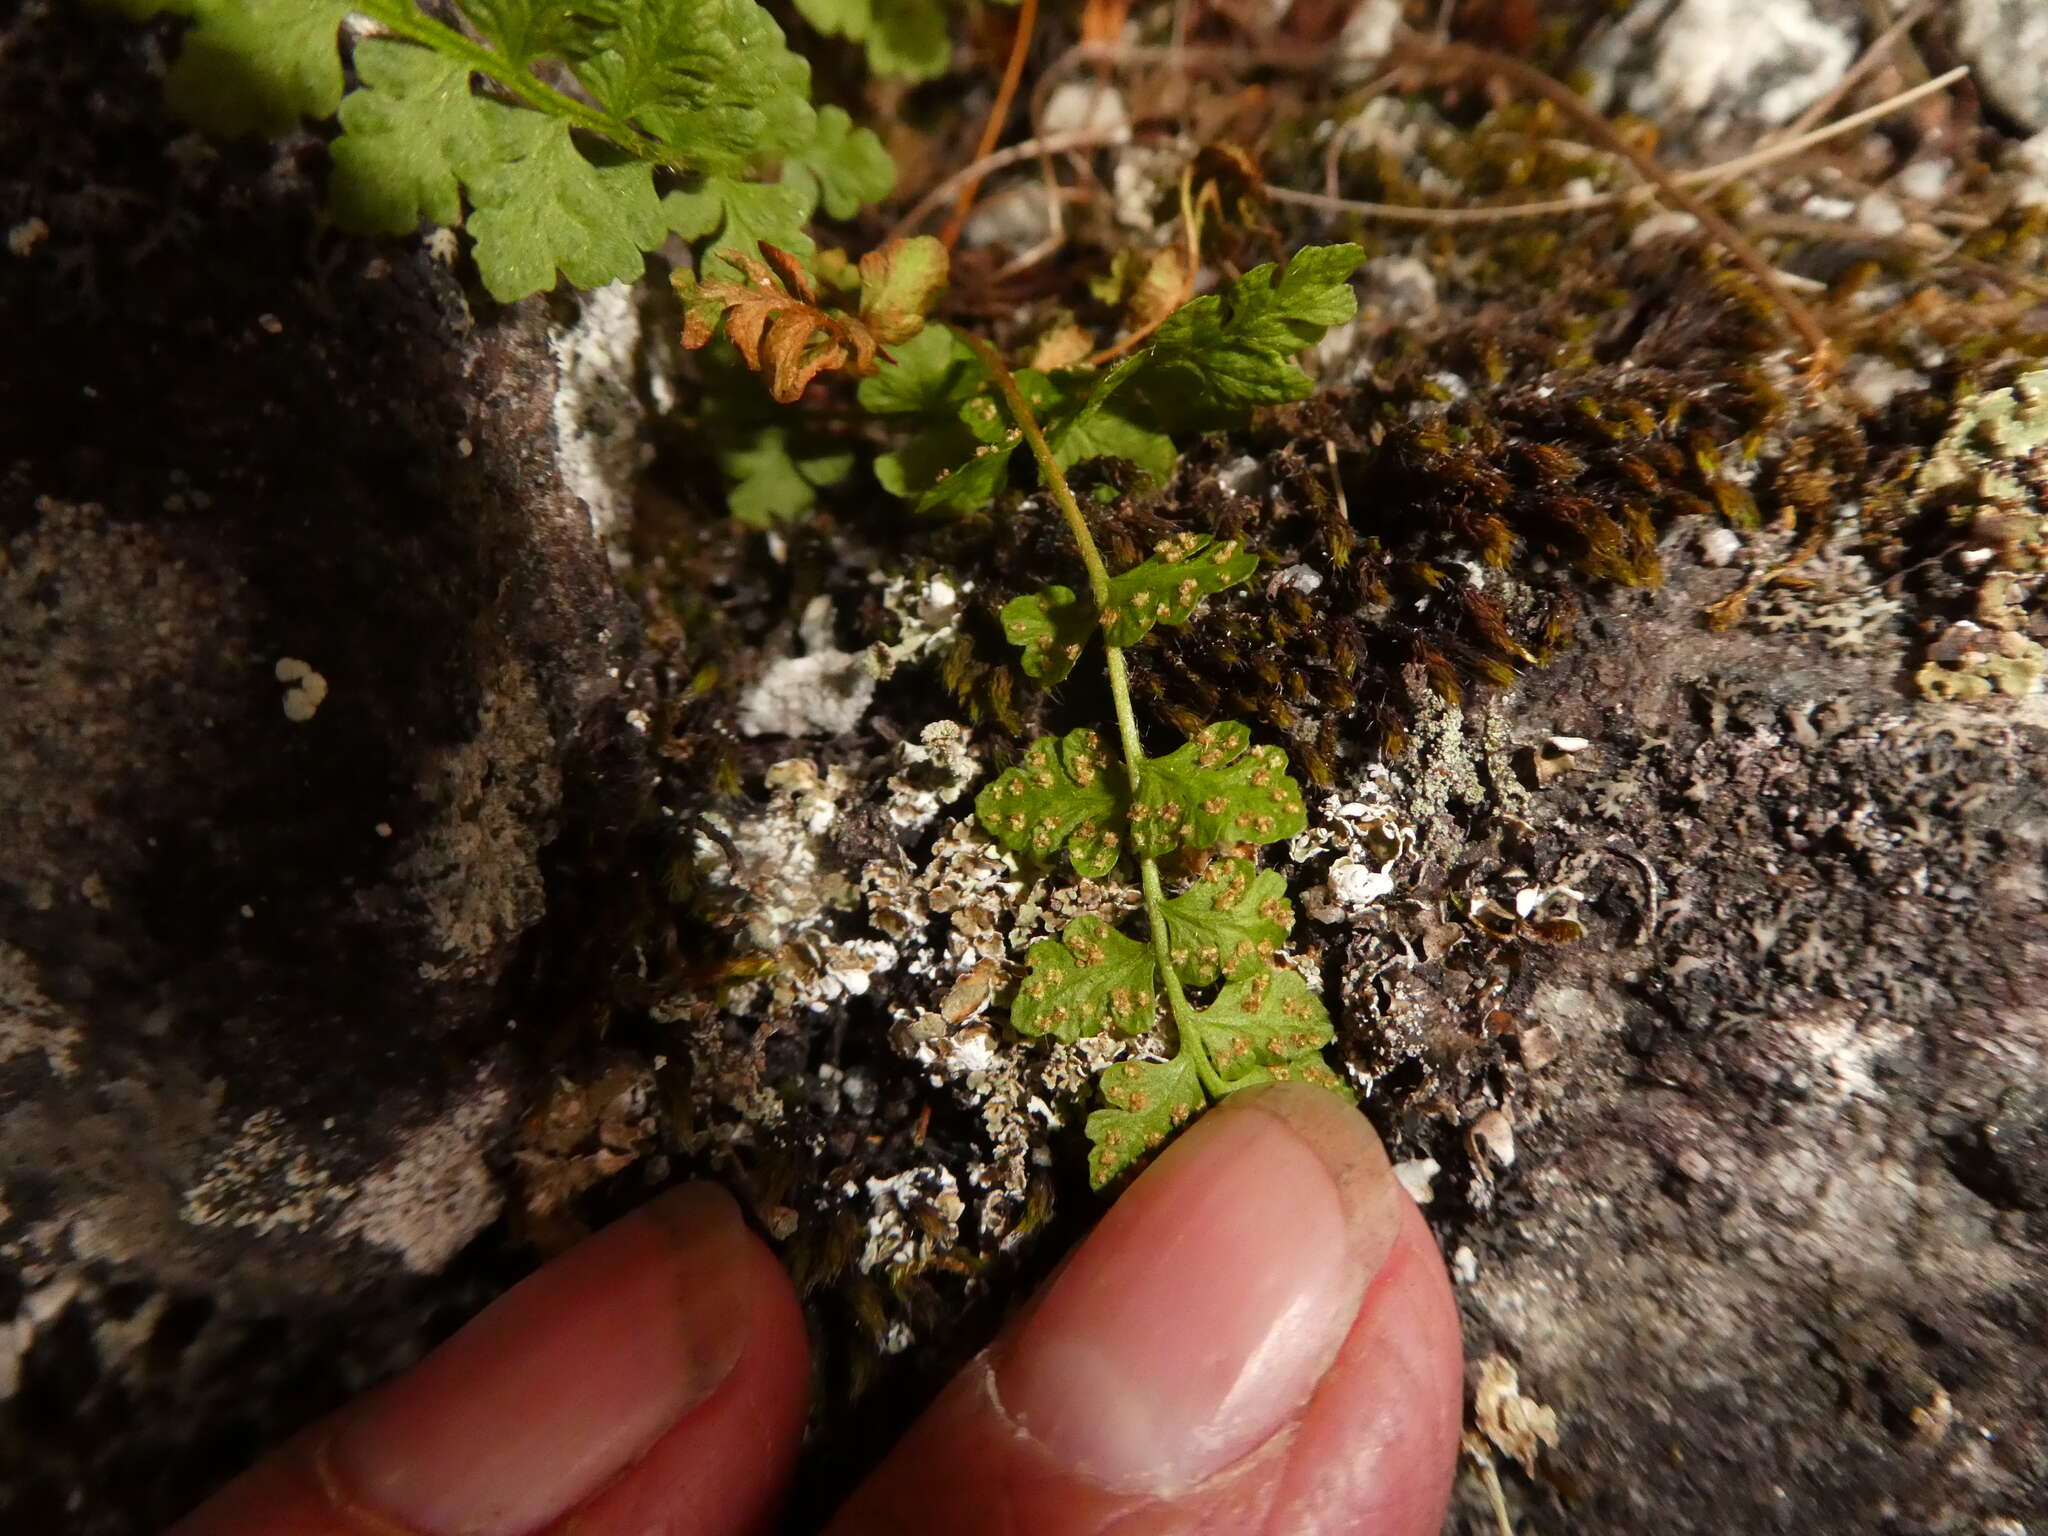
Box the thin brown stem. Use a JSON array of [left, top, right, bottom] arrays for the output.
[[886, 128, 1135, 242], [1278, 66, 1968, 228], [1778, 0, 1934, 145], [1088, 166, 1202, 365], [939, 0, 1042, 250], [950, 329, 1110, 604]]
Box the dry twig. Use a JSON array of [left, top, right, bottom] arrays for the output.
[[1281, 66, 1969, 228], [1088, 164, 1203, 364]]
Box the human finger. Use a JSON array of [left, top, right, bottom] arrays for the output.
[[173, 1183, 809, 1536], [827, 1082, 1464, 1535]]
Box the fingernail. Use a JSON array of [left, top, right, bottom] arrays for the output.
[[325, 1185, 753, 1536], [993, 1083, 1408, 1496]]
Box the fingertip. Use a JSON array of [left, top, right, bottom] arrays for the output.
[[1273, 1197, 1467, 1534], [831, 1091, 1465, 1535], [173, 1183, 812, 1536], [567, 1212, 812, 1536]]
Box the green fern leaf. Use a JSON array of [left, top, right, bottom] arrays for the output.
[[786, 106, 897, 221], [139, 0, 881, 301], [720, 423, 854, 526], [1128, 723, 1305, 858], [328, 39, 487, 233], [908, 433, 1019, 513], [1085, 1055, 1202, 1186], [791, 0, 951, 80], [551, 0, 814, 168], [1130, 244, 1364, 431], [160, 0, 352, 137], [468, 112, 670, 297], [1062, 243, 1364, 441], [1196, 964, 1341, 1091], [974, 729, 1127, 877], [1158, 859, 1291, 987], [998, 584, 1092, 683], [875, 364, 1176, 514], [859, 325, 985, 416], [663, 176, 817, 278], [453, 0, 583, 67], [998, 534, 1253, 684], [1099, 534, 1255, 648], [1012, 916, 1158, 1043], [1044, 392, 1177, 483]]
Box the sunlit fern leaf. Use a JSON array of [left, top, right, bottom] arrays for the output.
[[128, 0, 889, 301], [1085, 1055, 1202, 1187], [974, 729, 1127, 877], [665, 176, 818, 278], [1128, 723, 1305, 859], [1012, 916, 1158, 1043], [1197, 964, 1341, 1091], [1099, 534, 1257, 648], [1158, 859, 1291, 988], [149, 0, 353, 137]]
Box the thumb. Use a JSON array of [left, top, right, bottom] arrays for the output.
[[828, 1082, 1464, 1535]]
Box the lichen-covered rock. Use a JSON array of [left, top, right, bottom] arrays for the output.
[[0, 4, 644, 1526], [1437, 557, 2048, 1533], [1582, 0, 1859, 151], [1955, 0, 2048, 132], [10, 2, 2048, 1534]]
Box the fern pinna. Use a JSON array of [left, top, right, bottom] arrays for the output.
[[118, 0, 894, 299]]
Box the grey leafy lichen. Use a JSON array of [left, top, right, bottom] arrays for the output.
[[1910, 369, 2048, 704]]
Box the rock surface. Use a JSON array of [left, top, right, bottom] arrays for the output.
[[1582, 0, 1860, 151], [0, 3, 644, 1526], [1956, 0, 2048, 133], [1430, 560, 2048, 1533]]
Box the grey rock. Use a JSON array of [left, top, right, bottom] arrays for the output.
[[1582, 0, 1861, 152], [1957, 0, 2048, 131], [0, 3, 648, 1525]]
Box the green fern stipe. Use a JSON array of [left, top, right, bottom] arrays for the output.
[[947, 315, 1356, 1188], [875, 245, 1363, 516]]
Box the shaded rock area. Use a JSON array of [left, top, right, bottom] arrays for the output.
[[4, 2, 2048, 1535], [0, 2, 644, 1527]]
